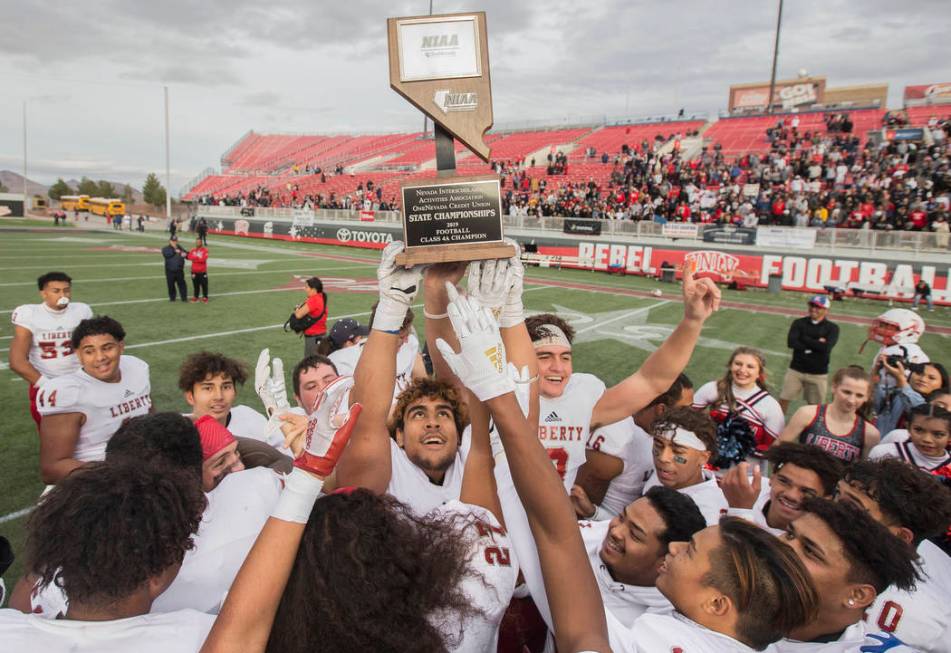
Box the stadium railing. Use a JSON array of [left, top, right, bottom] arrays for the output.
[[197, 205, 950, 254]]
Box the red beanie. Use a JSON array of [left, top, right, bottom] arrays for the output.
[[195, 414, 237, 460]]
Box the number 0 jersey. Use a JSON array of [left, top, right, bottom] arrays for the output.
[[37, 355, 152, 462], [11, 302, 93, 378], [538, 373, 606, 489]]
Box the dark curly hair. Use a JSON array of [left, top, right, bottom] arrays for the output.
[[177, 351, 249, 392], [71, 315, 126, 350], [105, 412, 203, 479], [643, 485, 706, 549], [707, 517, 818, 651], [799, 498, 919, 594], [266, 489, 482, 653], [37, 271, 71, 290], [649, 406, 719, 459], [844, 459, 951, 545], [26, 461, 206, 609], [765, 442, 844, 496], [525, 313, 576, 344], [389, 377, 469, 440]]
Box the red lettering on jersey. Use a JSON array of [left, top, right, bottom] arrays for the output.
[[484, 546, 512, 567], [547, 447, 568, 479], [877, 600, 903, 632], [671, 648, 684, 653], [47, 390, 57, 407], [589, 434, 605, 451], [38, 341, 57, 359]]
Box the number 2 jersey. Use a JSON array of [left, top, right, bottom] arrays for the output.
[[36, 355, 152, 461], [11, 302, 93, 378], [538, 373, 606, 489]]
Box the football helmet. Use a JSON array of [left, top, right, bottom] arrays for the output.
[[869, 308, 925, 346]]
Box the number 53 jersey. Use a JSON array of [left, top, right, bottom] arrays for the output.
[[37, 355, 152, 462], [11, 302, 93, 378]]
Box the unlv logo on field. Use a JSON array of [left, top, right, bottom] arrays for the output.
[[684, 250, 740, 281]]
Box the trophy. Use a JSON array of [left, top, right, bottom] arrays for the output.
[[388, 11, 516, 265]]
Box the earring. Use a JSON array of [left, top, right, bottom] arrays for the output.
[[847, 599, 855, 607]]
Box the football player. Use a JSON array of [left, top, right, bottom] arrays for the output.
[[9, 271, 92, 428], [37, 316, 151, 484]]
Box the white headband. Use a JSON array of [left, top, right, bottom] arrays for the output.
[[533, 324, 572, 350], [660, 426, 708, 452]]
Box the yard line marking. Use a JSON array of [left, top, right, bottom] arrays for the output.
[[0, 262, 375, 288], [573, 301, 670, 335], [0, 507, 32, 524], [0, 286, 300, 314]]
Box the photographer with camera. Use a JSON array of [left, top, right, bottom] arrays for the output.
[[291, 277, 328, 356], [868, 309, 931, 435]]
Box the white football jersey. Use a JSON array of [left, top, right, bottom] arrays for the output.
[[539, 373, 606, 489], [430, 501, 517, 652], [331, 332, 419, 399], [37, 355, 151, 462], [579, 520, 670, 625], [151, 467, 282, 614], [11, 301, 93, 378], [587, 419, 654, 517], [775, 620, 916, 652], [917, 540, 951, 599], [607, 610, 760, 653], [867, 559, 951, 653], [643, 469, 728, 526], [0, 607, 214, 653], [387, 439, 463, 516]]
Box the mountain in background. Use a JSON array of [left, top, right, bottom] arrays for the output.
[[0, 171, 144, 202], [0, 171, 48, 196]]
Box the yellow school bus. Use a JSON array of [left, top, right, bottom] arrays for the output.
[[59, 195, 90, 211], [88, 197, 126, 217]]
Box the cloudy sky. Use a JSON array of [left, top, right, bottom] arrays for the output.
[[1, 0, 948, 194]]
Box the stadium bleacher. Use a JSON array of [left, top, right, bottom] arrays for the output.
[[184, 102, 951, 225]]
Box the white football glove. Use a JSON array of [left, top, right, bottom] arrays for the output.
[[33, 375, 51, 390], [255, 349, 291, 439], [500, 238, 525, 327], [467, 259, 513, 323], [255, 349, 290, 416], [374, 241, 423, 333], [435, 282, 514, 401]]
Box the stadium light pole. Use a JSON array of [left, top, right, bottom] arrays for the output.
[[766, 0, 784, 114], [164, 85, 171, 219], [22, 100, 28, 212]]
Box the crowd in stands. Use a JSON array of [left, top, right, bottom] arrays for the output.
[[189, 110, 951, 237]]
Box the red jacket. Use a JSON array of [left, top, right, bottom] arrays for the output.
[[187, 247, 208, 273]]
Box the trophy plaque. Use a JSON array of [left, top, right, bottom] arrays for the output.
[[387, 11, 516, 266]]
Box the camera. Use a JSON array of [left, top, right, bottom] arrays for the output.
[[885, 354, 906, 368]]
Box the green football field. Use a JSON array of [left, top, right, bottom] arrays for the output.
[[1, 225, 949, 594]]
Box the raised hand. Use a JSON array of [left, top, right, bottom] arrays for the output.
[[720, 461, 762, 509], [255, 348, 290, 418], [435, 282, 514, 401], [287, 376, 362, 478], [681, 259, 721, 322], [467, 259, 513, 321], [500, 238, 525, 328], [374, 241, 424, 332]]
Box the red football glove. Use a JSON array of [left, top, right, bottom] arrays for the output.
[[293, 376, 362, 478]]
